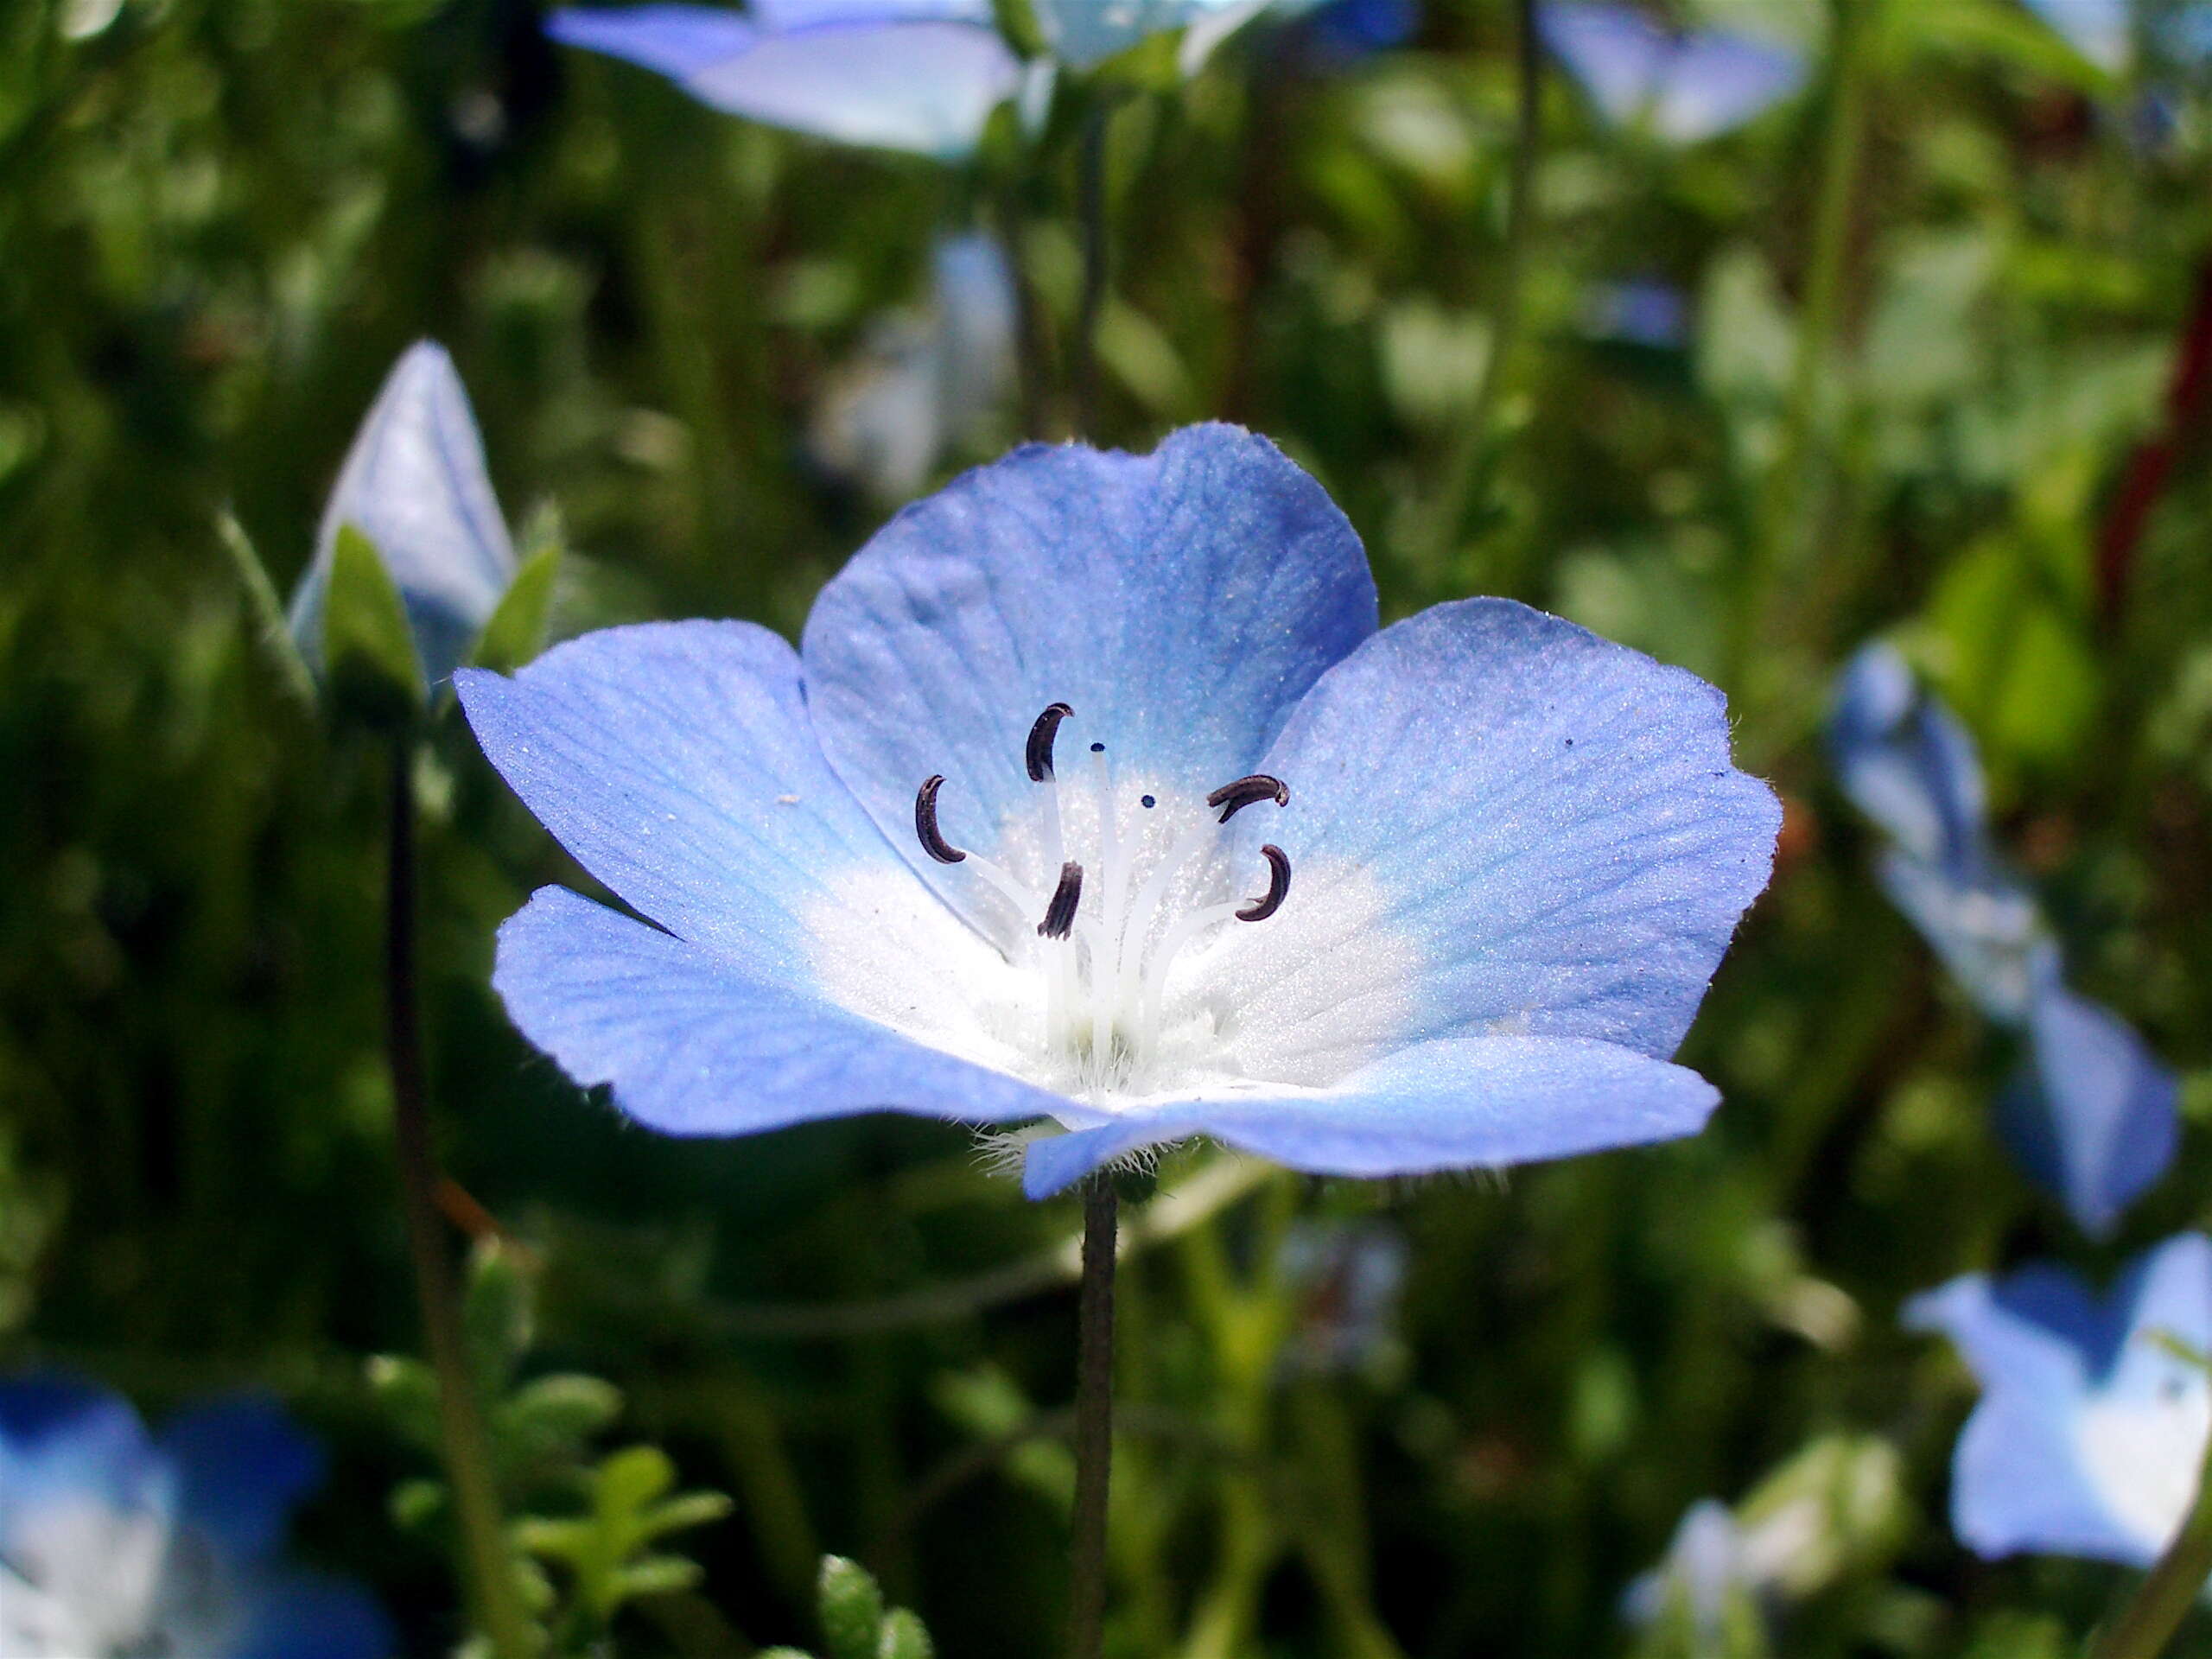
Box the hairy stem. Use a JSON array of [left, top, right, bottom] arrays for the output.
[[386, 742, 531, 1659], [1067, 1178, 1120, 1659]]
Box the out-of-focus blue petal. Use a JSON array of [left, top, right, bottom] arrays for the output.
[[2020, 0, 2133, 73], [0, 1376, 165, 1526], [1033, 0, 1266, 68], [494, 886, 1065, 1136], [1622, 1499, 1750, 1632], [232, 1574, 395, 1659], [550, 6, 1020, 157], [1999, 986, 2181, 1237], [458, 621, 928, 970], [157, 1397, 322, 1565], [1020, 1032, 1718, 1196], [802, 426, 1377, 912], [1828, 641, 1986, 872], [1875, 850, 2056, 1026], [1301, 0, 1419, 55], [1538, 3, 1801, 142], [1251, 598, 1778, 1058], [1906, 1269, 2105, 1403], [289, 341, 516, 693], [1581, 278, 1688, 347], [753, 0, 991, 23]]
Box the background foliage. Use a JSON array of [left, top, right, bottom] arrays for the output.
[[3, 0, 2212, 1653]]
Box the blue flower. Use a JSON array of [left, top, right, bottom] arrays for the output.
[[1907, 1234, 2212, 1568], [0, 1379, 390, 1659], [547, 3, 1028, 158], [1031, 0, 1281, 70], [812, 232, 1018, 500], [1537, 3, 1806, 143], [1828, 641, 2178, 1236], [1622, 1499, 1759, 1643], [288, 340, 518, 694], [1580, 278, 1688, 350], [457, 425, 1778, 1199]]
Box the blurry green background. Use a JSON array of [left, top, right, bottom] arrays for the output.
[[4, 0, 2212, 1653]]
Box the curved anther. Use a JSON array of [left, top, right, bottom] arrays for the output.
[[914, 774, 966, 864], [1236, 844, 1291, 922], [1207, 773, 1291, 823], [1038, 861, 1084, 939], [1026, 702, 1076, 782]]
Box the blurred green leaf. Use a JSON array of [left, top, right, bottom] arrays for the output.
[[321, 523, 424, 726]]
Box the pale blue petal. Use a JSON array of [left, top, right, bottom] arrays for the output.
[[1623, 1500, 1749, 1631], [1948, 1390, 2151, 1562], [1021, 1033, 1719, 1197], [158, 1397, 321, 1564], [753, 0, 991, 22], [233, 1576, 394, 1659], [1828, 642, 1986, 872], [2021, 0, 2133, 73], [803, 425, 1376, 903], [0, 1377, 165, 1531], [1033, 0, 1265, 68], [495, 886, 1064, 1136], [457, 621, 912, 973], [1999, 985, 2180, 1237], [1876, 850, 2056, 1026], [1905, 1269, 2102, 1404], [1649, 32, 1805, 143], [289, 341, 516, 692], [1251, 598, 1778, 1058], [546, 6, 759, 78], [1538, 3, 1667, 124]]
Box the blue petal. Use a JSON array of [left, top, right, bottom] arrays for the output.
[[2020, 0, 2133, 73], [457, 620, 915, 969], [1999, 985, 2180, 1237], [232, 1574, 395, 1659], [1828, 643, 1986, 873], [1249, 598, 1778, 1059], [1948, 1389, 2152, 1563], [0, 1376, 164, 1527], [1033, 0, 1265, 68], [1876, 850, 2056, 1026], [1021, 1033, 1719, 1197], [802, 425, 1377, 906], [495, 886, 1065, 1136], [753, 0, 992, 22], [551, 6, 1021, 157], [157, 1396, 322, 1564], [1538, 3, 1668, 124], [1906, 1269, 2105, 1406], [1648, 31, 1804, 143], [1302, 0, 1420, 55], [289, 341, 516, 692]]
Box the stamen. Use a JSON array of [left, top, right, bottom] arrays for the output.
[[1027, 702, 1076, 782], [1237, 844, 1291, 922], [1206, 773, 1291, 823], [1038, 861, 1085, 939], [914, 774, 966, 864]]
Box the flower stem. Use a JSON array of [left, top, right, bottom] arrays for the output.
[[1067, 1176, 1119, 1659], [1073, 96, 1111, 437], [2087, 1428, 2212, 1659], [385, 741, 531, 1659], [1421, 0, 1539, 569], [1728, 0, 1867, 696]]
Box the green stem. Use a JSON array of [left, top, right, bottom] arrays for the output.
[[1422, 0, 1540, 570], [1067, 1179, 1120, 1659], [2088, 1434, 2212, 1659], [385, 742, 531, 1659], [1729, 0, 1868, 696]]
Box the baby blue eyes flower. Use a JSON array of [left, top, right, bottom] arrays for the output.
[[548, 3, 1028, 158], [457, 424, 1778, 1199], [1622, 1499, 1760, 1643], [1537, 3, 1806, 143], [1828, 641, 2177, 1237], [812, 232, 1018, 500], [1907, 1234, 2212, 1570], [0, 1378, 390, 1659], [287, 340, 518, 695]]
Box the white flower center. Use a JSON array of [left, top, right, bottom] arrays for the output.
[[807, 702, 1421, 1115]]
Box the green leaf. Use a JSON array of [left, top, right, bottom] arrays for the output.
[[876, 1608, 934, 1659], [216, 510, 318, 709], [641, 1490, 735, 1539], [468, 524, 561, 677], [321, 522, 425, 725], [365, 1353, 442, 1452], [496, 1372, 624, 1463], [595, 1444, 678, 1515], [817, 1555, 885, 1659], [614, 1553, 703, 1599], [462, 1242, 534, 1393]]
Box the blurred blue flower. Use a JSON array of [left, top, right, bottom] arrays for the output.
[[1907, 1233, 2212, 1568], [1581, 278, 1688, 349], [1296, 0, 1417, 57], [1623, 1499, 1758, 1642], [1033, 0, 1281, 70], [288, 340, 517, 694], [2020, 0, 2132, 74], [0, 1379, 390, 1659], [812, 232, 1018, 500], [547, 3, 1027, 157], [1829, 642, 2177, 1236], [1537, 3, 1806, 143], [458, 425, 1778, 1199]]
